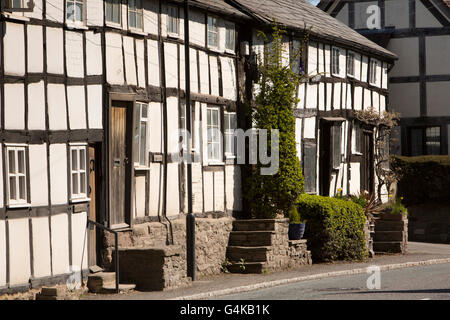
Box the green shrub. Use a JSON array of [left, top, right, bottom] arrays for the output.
[[382, 197, 408, 216], [297, 194, 368, 262], [288, 207, 304, 224]]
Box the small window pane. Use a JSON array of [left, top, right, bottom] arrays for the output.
[[426, 127, 440, 155], [80, 172, 86, 194], [134, 104, 141, 163], [72, 173, 79, 195], [18, 150, 25, 174], [19, 176, 26, 200], [75, 2, 83, 21], [140, 122, 147, 165], [67, 2, 75, 21], [9, 177, 16, 200], [72, 149, 78, 171], [79, 149, 86, 170], [332, 124, 342, 169], [8, 150, 15, 174]]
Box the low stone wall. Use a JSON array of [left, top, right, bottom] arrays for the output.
[[103, 216, 233, 278], [407, 204, 450, 244]]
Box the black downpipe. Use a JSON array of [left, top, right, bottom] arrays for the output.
[[184, 0, 196, 281]]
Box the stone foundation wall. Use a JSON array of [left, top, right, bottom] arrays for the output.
[[103, 216, 233, 278]]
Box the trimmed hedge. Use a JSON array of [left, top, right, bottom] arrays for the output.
[[392, 155, 450, 205], [298, 194, 368, 262]]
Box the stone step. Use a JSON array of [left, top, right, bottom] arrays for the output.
[[226, 246, 270, 262], [227, 261, 267, 274], [100, 283, 136, 294], [375, 220, 406, 232], [232, 219, 276, 231], [229, 231, 275, 247], [374, 231, 404, 242], [373, 241, 403, 253], [87, 272, 136, 294]]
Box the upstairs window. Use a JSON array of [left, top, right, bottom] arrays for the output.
[[331, 47, 340, 76], [206, 106, 221, 162], [5, 145, 29, 207], [347, 52, 355, 78], [134, 102, 149, 167], [225, 22, 235, 52], [70, 144, 88, 201], [369, 59, 378, 85], [4, 0, 34, 11], [105, 0, 121, 25], [128, 0, 143, 30], [167, 5, 179, 36], [66, 0, 84, 23], [207, 16, 219, 49], [224, 112, 237, 157]]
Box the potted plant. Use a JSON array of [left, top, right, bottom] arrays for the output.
[[288, 207, 306, 240], [381, 196, 408, 221]]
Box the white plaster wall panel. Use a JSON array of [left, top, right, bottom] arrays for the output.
[[339, 48, 346, 78], [361, 56, 368, 82], [349, 163, 361, 195], [147, 39, 160, 87], [225, 166, 242, 212], [209, 56, 220, 96], [86, 31, 103, 76], [346, 84, 352, 109], [0, 147, 3, 207], [87, 85, 103, 129], [149, 163, 163, 216], [51, 214, 70, 275], [0, 221, 5, 287], [164, 42, 178, 89], [329, 173, 337, 196], [335, 3, 349, 25], [71, 212, 88, 271], [382, 63, 388, 89], [135, 176, 146, 218], [387, 38, 419, 77], [136, 40, 146, 88], [281, 37, 290, 68], [105, 33, 124, 85], [27, 25, 43, 73], [178, 7, 186, 41], [180, 45, 186, 91], [67, 86, 86, 130], [29, 144, 48, 206], [304, 117, 316, 139], [31, 217, 51, 278], [297, 83, 306, 109], [214, 171, 225, 212], [28, 82, 46, 130], [149, 102, 163, 153], [160, 3, 168, 38], [326, 83, 333, 109], [318, 83, 325, 111], [318, 44, 325, 74], [308, 42, 318, 75], [389, 83, 420, 117], [123, 37, 137, 86], [5, 83, 24, 130], [380, 95, 386, 114], [46, 27, 64, 75], [199, 51, 209, 94], [341, 83, 347, 109], [167, 97, 179, 154], [121, 3, 128, 31], [373, 91, 380, 111], [49, 144, 68, 205], [363, 88, 372, 109], [385, 0, 409, 29], [416, 0, 442, 28], [4, 22, 25, 76], [189, 9, 205, 47], [218, 20, 227, 54], [252, 31, 264, 64], [46, 0, 64, 22], [427, 82, 450, 116], [144, 0, 159, 35], [292, 39, 301, 75], [201, 103, 208, 164], [192, 163, 203, 214], [375, 61, 382, 88], [25, 0, 43, 19], [354, 53, 362, 81], [426, 36, 450, 75], [355, 1, 378, 29], [66, 31, 84, 78], [324, 45, 331, 76], [333, 83, 341, 109], [203, 171, 214, 212], [8, 218, 31, 286], [221, 57, 237, 101], [166, 163, 180, 216], [190, 48, 199, 93], [306, 84, 317, 109], [86, 0, 104, 26], [295, 119, 302, 160], [354, 86, 363, 110]]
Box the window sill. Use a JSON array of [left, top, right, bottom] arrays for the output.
[[129, 28, 146, 36], [7, 203, 31, 209], [167, 32, 181, 39], [134, 167, 151, 171], [105, 22, 123, 30], [1, 12, 30, 22], [224, 48, 235, 55], [66, 23, 88, 30], [70, 198, 91, 204], [208, 46, 222, 54], [206, 161, 225, 166], [353, 151, 363, 156]]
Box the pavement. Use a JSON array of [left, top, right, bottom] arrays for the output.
[[82, 242, 450, 300]]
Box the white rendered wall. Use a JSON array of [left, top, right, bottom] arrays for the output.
[[46, 27, 64, 75], [27, 25, 44, 73], [31, 217, 52, 278], [4, 22, 25, 76], [87, 85, 103, 129], [51, 214, 70, 275], [71, 212, 88, 271], [4, 83, 25, 130], [49, 144, 68, 205], [67, 86, 87, 130], [28, 81, 46, 130], [8, 218, 31, 286], [29, 144, 49, 206], [47, 84, 67, 130], [105, 32, 124, 85]]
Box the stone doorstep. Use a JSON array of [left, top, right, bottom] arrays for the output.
[[374, 231, 405, 242], [226, 246, 270, 263]]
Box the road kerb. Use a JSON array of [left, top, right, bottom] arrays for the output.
[[172, 258, 450, 300]]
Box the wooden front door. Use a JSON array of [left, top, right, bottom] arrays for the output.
[[109, 102, 133, 228], [319, 122, 332, 196], [361, 130, 374, 195], [88, 146, 98, 266]]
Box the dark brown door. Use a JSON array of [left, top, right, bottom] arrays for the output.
[[110, 102, 133, 228], [319, 122, 331, 196], [361, 130, 374, 195], [88, 146, 97, 266]]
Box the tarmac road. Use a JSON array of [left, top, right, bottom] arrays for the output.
[[216, 263, 450, 300]]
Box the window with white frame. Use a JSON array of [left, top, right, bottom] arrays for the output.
[[70, 145, 88, 201], [347, 52, 355, 78], [167, 5, 179, 36], [66, 0, 84, 23], [5, 145, 29, 206], [352, 122, 362, 154], [180, 102, 196, 152], [207, 16, 219, 49], [128, 0, 143, 30], [369, 59, 378, 85], [225, 22, 235, 51], [4, 0, 33, 10], [331, 47, 340, 76], [206, 107, 221, 162], [134, 102, 149, 167], [105, 0, 121, 25], [224, 112, 237, 157]]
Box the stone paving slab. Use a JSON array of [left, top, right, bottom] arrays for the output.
[[82, 242, 450, 300]]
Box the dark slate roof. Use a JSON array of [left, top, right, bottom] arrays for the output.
[[228, 0, 397, 60], [190, 0, 251, 20]]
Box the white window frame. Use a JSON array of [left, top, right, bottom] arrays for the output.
[[5, 144, 30, 208], [128, 0, 143, 31], [167, 5, 180, 38], [331, 47, 340, 76], [225, 22, 235, 53], [4, 0, 33, 10], [206, 106, 222, 163], [224, 112, 237, 158], [347, 51, 355, 78], [105, 0, 122, 26], [66, 0, 85, 26], [69, 144, 89, 202], [369, 59, 378, 85], [134, 102, 149, 168], [207, 15, 219, 49]]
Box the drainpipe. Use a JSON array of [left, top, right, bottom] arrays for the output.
[[184, 0, 196, 281]]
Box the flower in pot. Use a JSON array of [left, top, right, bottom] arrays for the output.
[[381, 197, 408, 220], [288, 207, 306, 240]]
